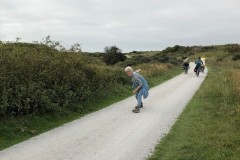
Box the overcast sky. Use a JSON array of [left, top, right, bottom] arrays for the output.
[[0, 0, 240, 52]]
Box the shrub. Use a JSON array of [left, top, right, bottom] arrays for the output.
[[227, 44, 240, 54], [102, 46, 126, 65], [0, 44, 128, 117], [232, 53, 240, 61]]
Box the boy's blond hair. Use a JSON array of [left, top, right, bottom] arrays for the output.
[[125, 66, 133, 72]]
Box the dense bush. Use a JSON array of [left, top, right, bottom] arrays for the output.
[[161, 45, 192, 55], [200, 46, 215, 52], [102, 46, 126, 65], [152, 53, 182, 64], [119, 54, 181, 67], [226, 44, 240, 54], [0, 43, 191, 118], [0, 45, 128, 117], [232, 53, 240, 61], [226, 44, 240, 61]]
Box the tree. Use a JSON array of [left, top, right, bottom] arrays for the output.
[[41, 35, 60, 49], [15, 37, 21, 42], [102, 46, 126, 65], [40, 35, 68, 52], [69, 43, 82, 52]]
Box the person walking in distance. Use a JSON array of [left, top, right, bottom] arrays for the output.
[[125, 66, 149, 113]]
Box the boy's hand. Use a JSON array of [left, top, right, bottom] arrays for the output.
[[133, 86, 141, 94], [132, 89, 137, 94]]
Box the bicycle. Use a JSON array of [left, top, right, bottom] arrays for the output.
[[196, 66, 201, 77]]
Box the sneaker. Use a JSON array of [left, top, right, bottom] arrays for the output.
[[132, 108, 140, 113], [136, 103, 143, 109]]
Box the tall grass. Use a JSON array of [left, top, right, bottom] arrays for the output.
[[133, 63, 180, 87], [135, 63, 172, 77]]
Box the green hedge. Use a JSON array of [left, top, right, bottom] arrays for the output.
[[0, 49, 128, 117]]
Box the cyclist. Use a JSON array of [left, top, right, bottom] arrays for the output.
[[182, 58, 190, 71], [200, 57, 206, 72], [194, 57, 203, 73]]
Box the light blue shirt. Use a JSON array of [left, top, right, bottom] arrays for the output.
[[131, 72, 149, 98]]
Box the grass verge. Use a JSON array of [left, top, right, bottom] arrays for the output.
[[0, 65, 181, 151], [148, 60, 240, 159]]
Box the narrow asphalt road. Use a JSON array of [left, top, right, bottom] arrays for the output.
[[0, 63, 207, 160]]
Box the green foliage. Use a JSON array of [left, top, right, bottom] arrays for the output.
[[153, 53, 181, 64], [119, 49, 183, 67], [1, 42, 185, 118], [0, 42, 58, 55], [199, 45, 215, 52], [69, 43, 81, 52], [226, 44, 240, 54], [0, 44, 128, 117], [146, 45, 194, 65], [225, 44, 240, 61], [102, 46, 126, 65], [161, 45, 192, 55], [232, 53, 240, 61], [119, 55, 151, 67], [223, 44, 240, 61], [154, 53, 170, 62]]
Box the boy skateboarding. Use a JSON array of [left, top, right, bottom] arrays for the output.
[[125, 66, 149, 113]]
